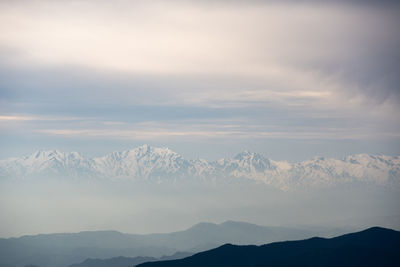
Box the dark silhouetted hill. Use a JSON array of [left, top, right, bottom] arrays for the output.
[[138, 227, 400, 267], [68, 256, 154, 267], [0, 221, 333, 267], [68, 252, 192, 267]]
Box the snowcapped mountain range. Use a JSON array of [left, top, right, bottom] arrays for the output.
[[0, 145, 399, 190]]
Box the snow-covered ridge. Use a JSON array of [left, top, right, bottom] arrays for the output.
[[0, 145, 399, 190]]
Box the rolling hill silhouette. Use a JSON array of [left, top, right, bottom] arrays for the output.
[[138, 227, 400, 267], [68, 252, 192, 267], [0, 221, 332, 267]]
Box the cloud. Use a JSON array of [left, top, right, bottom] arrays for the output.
[[0, 0, 398, 108], [0, 1, 397, 74], [0, 115, 90, 121], [1, 115, 391, 142], [33, 126, 400, 141], [0, 115, 36, 121], [0, 0, 399, 159]]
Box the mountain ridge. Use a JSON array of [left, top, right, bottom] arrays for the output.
[[0, 221, 342, 267], [1, 145, 399, 190], [137, 226, 400, 267]]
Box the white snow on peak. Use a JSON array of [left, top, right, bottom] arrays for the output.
[[91, 145, 188, 180], [0, 146, 399, 190], [0, 149, 88, 177]]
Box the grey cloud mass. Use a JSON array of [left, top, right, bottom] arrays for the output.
[[0, 0, 399, 160]]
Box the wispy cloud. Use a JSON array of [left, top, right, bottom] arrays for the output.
[[35, 127, 399, 141], [0, 114, 91, 122], [1, 1, 398, 79], [0, 0, 399, 159], [25, 115, 398, 142], [0, 115, 35, 121]]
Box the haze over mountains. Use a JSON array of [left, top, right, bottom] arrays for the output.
[[1, 145, 399, 191], [1, 145, 399, 238], [1, 224, 396, 267], [68, 253, 192, 267], [137, 227, 400, 267], [0, 221, 343, 267], [1, 0, 399, 266]]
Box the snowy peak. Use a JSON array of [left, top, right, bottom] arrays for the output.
[[23, 149, 84, 163], [18, 150, 66, 167], [233, 150, 261, 160], [213, 151, 279, 182], [232, 150, 274, 171], [0, 150, 88, 177], [92, 145, 189, 180], [25, 150, 62, 162], [104, 145, 180, 161], [0, 146, 399, 190]]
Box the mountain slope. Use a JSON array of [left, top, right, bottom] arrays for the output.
[[68, 252, 193, 267], [0, 221, 333, 267], [138, 227, 400, 267], [69, 256, 155, 267], [0, 145, 399, 190]]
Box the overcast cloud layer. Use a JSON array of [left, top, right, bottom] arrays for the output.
[[0, 0, 399, 160]]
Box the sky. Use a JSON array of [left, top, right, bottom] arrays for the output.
[[1, 0, 399, 161]]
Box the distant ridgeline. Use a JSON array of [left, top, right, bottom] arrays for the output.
[[0, 145, 399, 190], [7, 226, 399, 267], [137, 227, 400, 267], [0, 221, 337, 267]]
